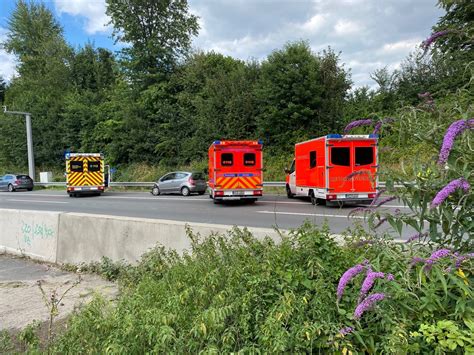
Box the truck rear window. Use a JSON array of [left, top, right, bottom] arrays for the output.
[[331, 147, 350, 166], [221, 153, 233, 166], [88, 161, 101, 172], [355, 147, 374, 166], [244, 153, 256, 166], [70, 161, 83, 172]]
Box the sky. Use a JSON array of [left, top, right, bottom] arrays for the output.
[[0, 0, 444, 88]]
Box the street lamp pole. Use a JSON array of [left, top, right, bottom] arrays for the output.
[[2, 106, 35, 181]]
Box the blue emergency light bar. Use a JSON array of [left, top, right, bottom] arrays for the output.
[[326, 134, 343, 138]]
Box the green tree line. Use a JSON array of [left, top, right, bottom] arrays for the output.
[[0, 0, 471, 172]]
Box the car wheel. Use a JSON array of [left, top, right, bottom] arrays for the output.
[[151, 186, 160, 196], [8, 184, 15, 192], [286, 185, 294, 198], [181, 186, 190, 196]]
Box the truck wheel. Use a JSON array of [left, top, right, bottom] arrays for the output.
[[181, 186, 190, 196], [286, 185, 294, 198], [8, 184, 14, 192], [311, 196, 317, 205]]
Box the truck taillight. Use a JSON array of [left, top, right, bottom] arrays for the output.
[[326, 194, 337, 200], [253, 190, 262, 196], [215, 191, 224, 196], [368, 193, 376, 199]]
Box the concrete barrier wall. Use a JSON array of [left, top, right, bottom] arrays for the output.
[[0, 209, 59, 262], [0, 209, 283, 265]]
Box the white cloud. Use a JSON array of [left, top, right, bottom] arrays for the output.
[[334, 20, 363, 36], [381, 38, 422, 53], [300, 14, 326, 33], [0, 27, 17, 81], [54, 0, 111, 34]]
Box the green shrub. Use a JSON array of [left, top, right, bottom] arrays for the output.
[[46, 225, 473, 353]]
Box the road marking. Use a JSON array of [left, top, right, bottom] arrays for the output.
[[256, 210, 365, 219], [6, 199, 68, 204]]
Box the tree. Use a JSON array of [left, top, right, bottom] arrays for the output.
[[1, 0, 73, 166], [106, 0, 199, 86], [255, 41, 350, 153], [0, 76, 5, 104]]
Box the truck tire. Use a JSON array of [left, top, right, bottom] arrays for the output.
[[286, 185, 294, 198]]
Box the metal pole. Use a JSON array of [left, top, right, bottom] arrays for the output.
[[25, 114, 35, 181]]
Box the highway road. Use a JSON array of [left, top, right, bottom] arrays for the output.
[[0, 189, 413, 238]]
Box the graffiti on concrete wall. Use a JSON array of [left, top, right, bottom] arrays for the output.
[[21, 221, 55, 246]]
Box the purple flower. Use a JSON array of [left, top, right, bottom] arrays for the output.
[[373, 117, 395, 135], [428, 248, 451, 263], [421, 30, 451, 52], [345, 170, 365, 180], [354, 293, 385, 320], [337, 260, 369, 301], [411, 257, 426, 266], [376, 196, 397, 207], [386, 274, 395, 281], [339, 326, 353, 335], [360, 271, 386, 299], [430, 178, 470, 208], [405, 232, 428, 243], [438, 119, 474, 165], [369, 189, 386, 207], [455, 253, 474, 268], [374, 217, 387, 229], [344, 119, 373, 134]]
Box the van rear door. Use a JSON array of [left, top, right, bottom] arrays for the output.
[[328, 141, 352, 194], [352, 142, 377, 193]]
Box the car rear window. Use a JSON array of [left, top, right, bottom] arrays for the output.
[[16, 175, 30, 180], [355, 147, 374, 166], [331, 147, 350, 166], [88, 161, 101, 172], [221, 153, 233, 166], [191, 173, 205, 180], [70, 161, 83, 172]]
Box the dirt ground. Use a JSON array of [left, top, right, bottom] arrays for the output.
[[0, 254, 118, 331]]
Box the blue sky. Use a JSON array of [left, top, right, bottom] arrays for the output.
[[0, 0, 444, 87]]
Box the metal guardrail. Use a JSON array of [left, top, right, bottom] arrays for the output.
[[34, 181, 399, 188]]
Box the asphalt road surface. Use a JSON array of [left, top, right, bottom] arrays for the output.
[[0, 189, 413, 238]]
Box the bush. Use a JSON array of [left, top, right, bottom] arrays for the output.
[[46, 224, 473, 353]]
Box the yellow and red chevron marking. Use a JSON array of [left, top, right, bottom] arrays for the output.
[[67, 172, 85, 187], [216, 176, 262, 189]]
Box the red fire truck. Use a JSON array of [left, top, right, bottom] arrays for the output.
[[208, 140, 263, 203], [285, 134, 378, 206]]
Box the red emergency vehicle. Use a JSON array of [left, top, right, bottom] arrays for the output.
[[285, 134, 378, 205], [208, 140, 263, 203]]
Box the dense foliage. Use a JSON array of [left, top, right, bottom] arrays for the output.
[[30, 225, 471, 353]]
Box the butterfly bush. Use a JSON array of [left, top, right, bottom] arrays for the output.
[[430, 178, 470, 208], [437, 119, 474, 165], [344, 119, 373, 134], [421, 30, 451, 53], [339, 326, 353, 335], [359, 271, 386, 300], [354, 293, 386, 320], [337, 260, 369, 301]]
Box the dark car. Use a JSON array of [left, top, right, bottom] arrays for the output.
[[0, 174, 34, 192], [151, 171, 207, 196]]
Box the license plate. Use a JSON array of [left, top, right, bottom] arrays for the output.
[[232, 190, 245, 196], [346, 194, 358, 199]]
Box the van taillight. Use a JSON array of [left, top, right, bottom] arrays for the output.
[[215, 190, 224, 196], [368, 193, 376, 199], [253, 190, 262, 196], [326, 194, 337, 200]]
